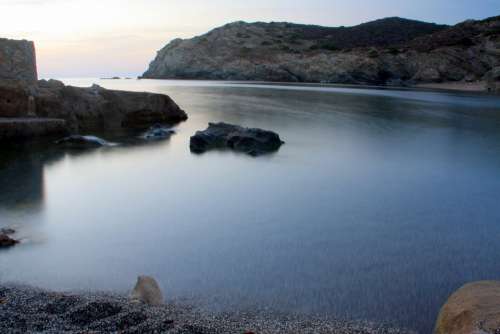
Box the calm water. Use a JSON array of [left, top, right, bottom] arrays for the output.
[[1, 79, 500, 333]]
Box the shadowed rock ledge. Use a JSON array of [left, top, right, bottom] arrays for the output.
[[0, 39, 187, 141]]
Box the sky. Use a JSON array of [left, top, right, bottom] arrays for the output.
[[1, 0, 498, 78]]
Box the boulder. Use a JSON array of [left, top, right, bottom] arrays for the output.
[[130, 276, 164, 306], [434, 281, 500, 334], [0, 228, 15, 235], [55, 135, 111, 149], [0, 233, 19, 248], [190, 122, 284, 156], [141, 124, 175, 140]]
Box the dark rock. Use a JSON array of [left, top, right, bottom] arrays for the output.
[[117, 311, 148, 330], [0, 228, 15, 235], [0, 234, 19, 248], [35, 81, 188, 131], [190, 122, 284, 156], [0, 118, 68, 140], [68, 301, 122, 325], [42, 294, 80, 315], [141, 124, 175, 140], [0, 81, 35, 117], [0, 38, 188, 142], [55, 135, 111, 149]]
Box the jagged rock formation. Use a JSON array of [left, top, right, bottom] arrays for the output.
[[190, 122, 284, 156], [143, 16, 500, 90], [0, 39, 187, 141], [0, 38, 37, 84]]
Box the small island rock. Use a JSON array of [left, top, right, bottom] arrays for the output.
[[0, 233, 19, 248], [190, 122, 284, 156]]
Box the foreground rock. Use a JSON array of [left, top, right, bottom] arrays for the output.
[[190, 122, 284, 156], [130, 276, 164, 306], [434, 281, 500, 334], [0, 284, 415, 334], [55, 135, 112, 149], [143, 16, 500, 92]]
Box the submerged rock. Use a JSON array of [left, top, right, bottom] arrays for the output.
[[190, 122, 284, 156], [130, 276, 164, 306], [0, 234, 19, 248], [434, 281, 500, 334], [141, 124, 175, 140], [55, 135, 112, 149]]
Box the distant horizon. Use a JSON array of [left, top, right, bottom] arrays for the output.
[[1, 0, 498, 78]]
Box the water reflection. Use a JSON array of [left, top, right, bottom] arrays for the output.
[[0, 81, 500, 334]]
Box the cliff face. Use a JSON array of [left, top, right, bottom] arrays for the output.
[[0, 38, 37, 84], [143, 16, 500, 88]]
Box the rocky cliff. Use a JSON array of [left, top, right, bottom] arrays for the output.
[[0, 39, 187, 141], [143, 16, 500, 90], [0, 38, 37, 84]]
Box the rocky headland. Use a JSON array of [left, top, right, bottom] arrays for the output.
[[0, 38, 187, 141], [143, 16, 500, 93]]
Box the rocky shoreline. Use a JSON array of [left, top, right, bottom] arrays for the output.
[[0, 283, 416, 334], [0, 38, 188, 142]]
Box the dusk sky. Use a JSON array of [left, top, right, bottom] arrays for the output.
[[1, 0, 498, 78]]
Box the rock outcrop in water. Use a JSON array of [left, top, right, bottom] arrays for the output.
[[434, 281, 500, 334], [0, 39, 187, 141], [143, 16, 500, 91], [0, 228, 18, 248], [190, 122, 284, 156]]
